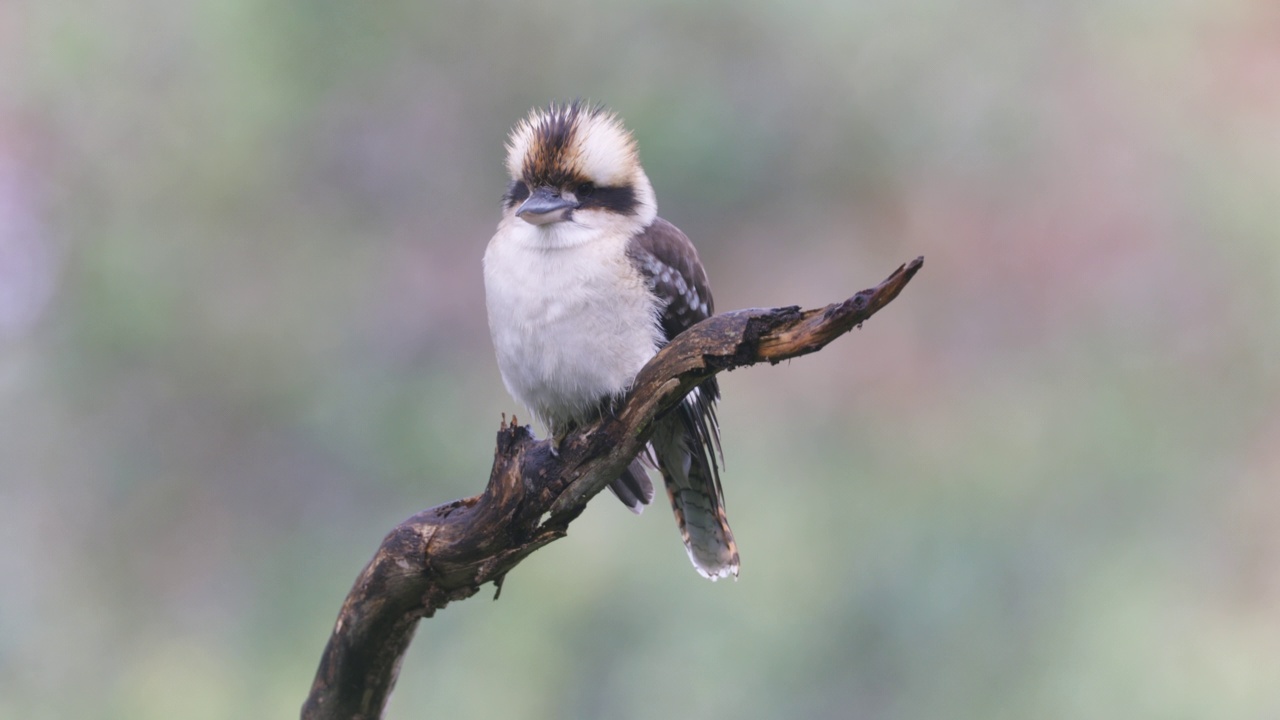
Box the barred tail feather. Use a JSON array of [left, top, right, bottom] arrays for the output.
[[655, 382, 739, 580], [666, 469, 739, 580]]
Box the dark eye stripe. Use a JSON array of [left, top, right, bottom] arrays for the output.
[[503, 180, 530, 208], [578, 184, 637, 216]]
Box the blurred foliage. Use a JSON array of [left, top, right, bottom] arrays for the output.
[[2, 0, 1279, 718]]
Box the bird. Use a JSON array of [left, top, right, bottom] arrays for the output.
[[483, 101, 739, 580]]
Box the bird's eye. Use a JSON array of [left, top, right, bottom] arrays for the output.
[[576, 182, 595, 198], [504, 180, 530, 208]]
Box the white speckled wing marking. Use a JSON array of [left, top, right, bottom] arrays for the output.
[[627, 218, 714, 340]]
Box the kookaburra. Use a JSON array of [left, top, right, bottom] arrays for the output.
[[483, 101, 739, 580]]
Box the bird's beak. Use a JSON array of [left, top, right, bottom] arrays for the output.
[[517, 187, 577, 225]]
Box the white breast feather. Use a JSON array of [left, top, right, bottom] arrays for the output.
[[483, 218, 663, 432]]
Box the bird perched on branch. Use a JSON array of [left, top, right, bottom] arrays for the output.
[[483, 101, 739, 580]]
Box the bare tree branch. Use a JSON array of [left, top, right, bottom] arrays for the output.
[[301, 257, 924, 720]]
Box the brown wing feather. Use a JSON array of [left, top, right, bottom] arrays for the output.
[[627, 218, 738, 579], [626, 217, 723, 468], [627, 217, 714, 339]]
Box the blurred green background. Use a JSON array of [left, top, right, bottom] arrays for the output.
[[3, 0, 1279, 718]]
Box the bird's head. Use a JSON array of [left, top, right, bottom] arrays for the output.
[[502, 102, 657, 243]]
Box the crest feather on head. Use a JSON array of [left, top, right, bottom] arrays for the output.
[[505, 101, 641, 188]]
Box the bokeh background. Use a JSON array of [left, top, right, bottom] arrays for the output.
[[4, 1, 1279, 718]]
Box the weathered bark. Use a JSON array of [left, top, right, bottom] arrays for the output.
[[302, 257, 924, 720]]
